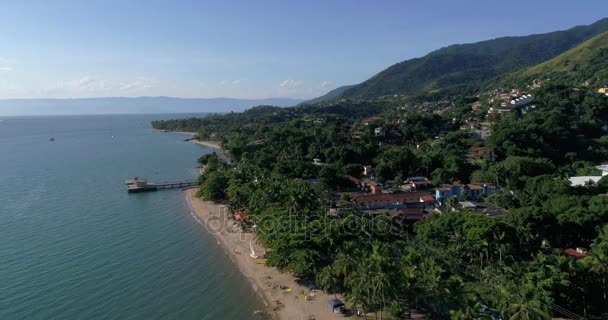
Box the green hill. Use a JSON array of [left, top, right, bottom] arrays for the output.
[[299, 85, 355, 105], [493, 31, 608, 88], [311, 17, 608, 102]]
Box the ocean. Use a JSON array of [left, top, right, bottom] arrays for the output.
[[0, 114, 265, 320]]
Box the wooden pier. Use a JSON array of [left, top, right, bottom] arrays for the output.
[[125, 177, 198, 193]]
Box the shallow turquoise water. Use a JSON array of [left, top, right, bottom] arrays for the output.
[[0, 114, 265, 320]]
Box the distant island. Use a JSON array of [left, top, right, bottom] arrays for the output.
[[0, 97, 303, 116]]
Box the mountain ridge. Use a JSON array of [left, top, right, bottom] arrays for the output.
[[308, 17, 608, 103], [492, 31, 608, 88]]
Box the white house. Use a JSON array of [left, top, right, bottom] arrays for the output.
[[569, 164, 608, 186]]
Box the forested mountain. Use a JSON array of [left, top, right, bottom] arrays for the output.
[[308, 17, 608, 102], [492, 31, 608, 88]]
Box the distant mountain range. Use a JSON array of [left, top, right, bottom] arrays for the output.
[[0, 97, 304, 116], [305, 17, 608, 103]]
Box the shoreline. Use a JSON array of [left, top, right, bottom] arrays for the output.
[[189, 139, 222, 150], [153, 129, 222, 150], [185, 189, 348, 320]]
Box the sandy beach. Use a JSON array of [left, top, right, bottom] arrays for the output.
[[154, 130, 223, 150], [189, 139, 222, 150], [185, 189, 351, 320]]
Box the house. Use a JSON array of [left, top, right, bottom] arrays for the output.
[[312, 158, 326, 166], [470, 129, 491, 140], [564, 248, 587, 259], [361, 179, 383, 194], [393, 208, 428, 221], [363, 165, 373, 177], [363, 116, 383, 126], [470, 101, 482, 112], [467, 146, 486, 163], [374, 127, 385, 137], [569, 176, 603, 186], [510, 94, 534, 107], [598, 88, 608, 94], [470, 182, 497, 196], [511, 88, 523, 97], [351, 192, 435, 211], [568, 164, 608, 186], [404, 177, 433, 191], [459, 201, 506, 216], [466, 184, 484, 200], [435, 182, 496, 203], [488, 106, 513, 114]]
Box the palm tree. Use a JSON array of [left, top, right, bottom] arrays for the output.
[[316, 265, 339, 298], [506, 299, 550, 320], [498, 289, 551, 320], [584, 224, 608, 310]]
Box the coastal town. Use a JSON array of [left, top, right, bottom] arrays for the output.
[[155, 74, 608, 319], [4, 3, 608, 320]]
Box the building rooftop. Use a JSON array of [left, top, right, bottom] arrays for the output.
[[351, 192, 433, 205], [564, 248, 587, 259], [569, 176, 603, 186]]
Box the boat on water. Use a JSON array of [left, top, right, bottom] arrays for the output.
[[49, 138, 55, 141]]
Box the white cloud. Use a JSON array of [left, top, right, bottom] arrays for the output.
[[48, 76, 98, 91], [279, 79, 303, 88], [0, 67, 12, 72], [40, 75, 157, 97], [219, 79, 242, 86], [118, 77, 154, 91], [320, 81, 333, 88]]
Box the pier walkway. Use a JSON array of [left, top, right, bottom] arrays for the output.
[[125, 177, 198, 193]]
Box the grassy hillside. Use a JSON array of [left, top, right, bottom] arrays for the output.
[[317, 18, 608, 101], [493, 31, 608, 88]]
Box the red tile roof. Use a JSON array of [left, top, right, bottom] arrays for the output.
[[564, 248, 587, 259], [420, 195, 434, 202]]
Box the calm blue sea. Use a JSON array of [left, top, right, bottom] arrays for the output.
[[0, 114, 265, 320]]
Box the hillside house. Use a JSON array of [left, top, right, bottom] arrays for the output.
[[362, 165, 374, 177], [568, 164, 608, 186], [510, 94, 534, 107], [435, 182, 496, 203], [470, 129, 492, 140], [459, 201, 506, 216], [403, 177, 433, 191], [361, 179, 383, 194], [564, 248, 587, 259], [363, 116, 383, 126], [351, 192, 435, 211]]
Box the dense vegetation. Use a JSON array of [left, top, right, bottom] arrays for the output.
[[492, 31, 608, 89], [152, 22, 608, 319], [308, 18, 608, 102], [154, 83, 608, 319]]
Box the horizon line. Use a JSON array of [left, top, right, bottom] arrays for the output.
[[0, 96, 307, 101]]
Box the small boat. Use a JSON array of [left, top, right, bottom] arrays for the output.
[[49, 138, 55, 141], [249, 241, 258, 259]]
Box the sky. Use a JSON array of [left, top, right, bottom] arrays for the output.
[[0, 0, 606, 100]]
